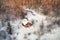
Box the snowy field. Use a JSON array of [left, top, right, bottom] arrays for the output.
[[0, 8, 60, 40]]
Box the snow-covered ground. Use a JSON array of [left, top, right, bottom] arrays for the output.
[[0, 8, 60, 40]]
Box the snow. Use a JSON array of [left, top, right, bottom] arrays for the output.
[[40, 28, 60, 40], [0, 8, 60, 40]]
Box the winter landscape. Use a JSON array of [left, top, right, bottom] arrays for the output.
[[0, 0, 60, 40]]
